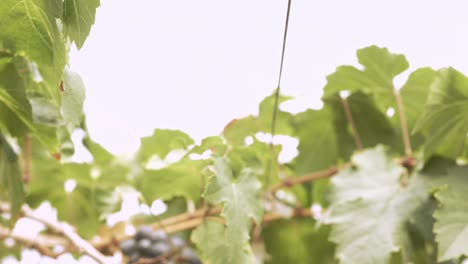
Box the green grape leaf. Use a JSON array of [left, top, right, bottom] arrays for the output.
[[0, 133, 25, 215], [47, 0, 63, 18], [346, 92, 400, 152], [78, 132, 139, 189], [139, 159, 208, 202], [324, 146, 433, 264], [227, 138, 281, 186], [258, 93, 294, 135], [323, 46, 408, 111], [413, 68, 468, 160], [51, 184, 100, 238], [205, 158, 263, 243], [262, 219, 336, 264], [223, 116, 258, 145], [0, 87, 35, 136], [0, 57, 37, 139], [222, 93, 294, 146], [13, 57, 62, 127], [27, 146, 101, 238], [191, 220, 256, 264], [63, 0, 100, 49], [399, 68, 438, 132], [292, 103, 353, 174], [295, 90, 414, 205], [138, 129, 194, 163], [188, 136, 226, 156], [356, 45, 409, 91], [391, 158, 457, 264], [433, 166, 468, 261], [61, 69, 85, 125], [0, 83, 59, 151], [82, 134, 113, 164], [396, 68, 438, 150], [0, 57, 31, 136], [0, 0, 66, 104]]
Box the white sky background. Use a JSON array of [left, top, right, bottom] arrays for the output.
[[69, 0, 468, 156]]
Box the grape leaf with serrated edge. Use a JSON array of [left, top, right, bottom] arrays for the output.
[[324, 146, 439, 264], [205, 158, 263, 247]]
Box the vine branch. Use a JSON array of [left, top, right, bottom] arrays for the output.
[[393, 88, 412, 156], [21, 205, 113, 264], [267, 163, 350, 193], [0, 203, 114, 264], [340, 97, 363, 150], [0, 224, 58, 258]]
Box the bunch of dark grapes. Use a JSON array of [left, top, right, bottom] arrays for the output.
[[119, 226, 202, 264]]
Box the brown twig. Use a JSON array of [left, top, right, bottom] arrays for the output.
[[267, 163, 349, 193], [0, 224, 58, 258], [340, 97, 363, 150], [18, 204, 114, 264], [393, 89, 412, 156]]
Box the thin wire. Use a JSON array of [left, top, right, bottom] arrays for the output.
[[266, 0, 292, 189], [271, 0, 292, 137]]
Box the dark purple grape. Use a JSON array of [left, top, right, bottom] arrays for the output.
[[149, 241, 171, 257], [119, 239, 137, 255], [149, 230, 167, 242], [180, 248, 202, 264], [170, 235, 185, 248], [127, 252, 141, 264], [135, 225, 153, 241], [138, 238, 152, 252], [186, 258, 202, 264]]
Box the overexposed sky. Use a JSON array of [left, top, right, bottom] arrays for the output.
[[69, 0, 468, 155]]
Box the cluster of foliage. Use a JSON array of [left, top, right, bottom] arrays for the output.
[[1, 1, 468, 264]]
